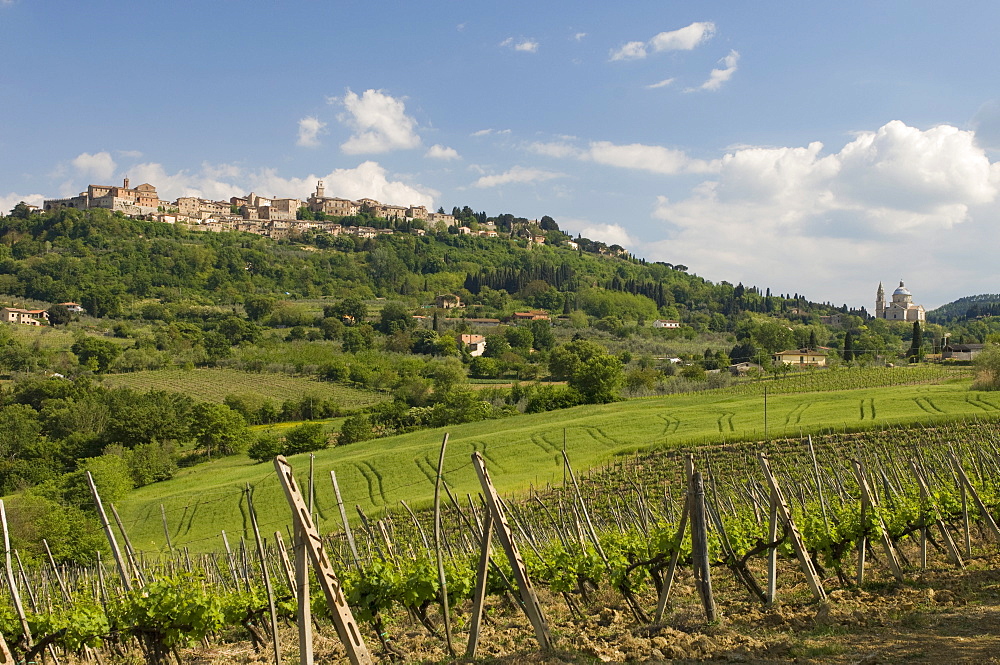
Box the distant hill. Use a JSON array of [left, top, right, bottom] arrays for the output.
[[927, 294, 1000, 323]]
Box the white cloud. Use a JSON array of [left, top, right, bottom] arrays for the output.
[[574, 32, 587, 41], [0, 193, 44, 214], [471, 128, 511, 137], [585, 141, 717, 175], [527, 141, 581, 158], [610, 21, 715, 61], [560, 219, 636, 247], [609, 41, 649, 61], [646, 77, 675, 90], [501, 37, 538, 52], [426, 144, 460, 160], [472, 166, 565, 188], [72, 152, 117, 182], [645, 120, 1000, 307], [335, 89, 421, 154], [296, 116, 327, 147], [649, 22, 716, 52], [689, 50, 740, 91], [125, 160, 438, 209]]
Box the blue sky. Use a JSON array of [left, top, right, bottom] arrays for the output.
[[3, 1, 1000, 310]]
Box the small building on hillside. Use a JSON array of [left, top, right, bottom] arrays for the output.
[[942, 343, 985, 361], [729, 362, 764, 376], [773, 348, 828, 367], [653, 319, 680, 329], [436, 294, 462, 309], [459, 333, 486, 357], [1, 307, 49, 326], [512, 310, 550, 322], [59, 302, 85, 313]]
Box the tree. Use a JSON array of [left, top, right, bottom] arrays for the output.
[[529, 320, 555, 351], [378, 301, 415, 334], [190, 403, 251, 458], [330, 296, 367, 324], [72, 336, 122, 372], [843, 331, 854, 362], [972, 343, 1000, 390], [907, 321, 923, 363], [284, 422, 328, 454], [548, 339, 607, 380], [243, 295, 276, 322], [339, 415, 374, 444], [569, 355, 624, 403], [47, 304, 72, 326]]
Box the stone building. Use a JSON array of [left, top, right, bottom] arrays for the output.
[[875, 281, 925, 323]]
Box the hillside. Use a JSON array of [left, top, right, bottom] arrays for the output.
[[927, 293, 1000, 323]]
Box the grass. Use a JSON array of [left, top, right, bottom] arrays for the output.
[[116, 373, 997, 553], [100, 368, 385, 407]]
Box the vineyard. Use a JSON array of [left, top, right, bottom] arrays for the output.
[[100, 368, 385, 409], [116, 366, 990, 550], [3, 419, 1000, 663]]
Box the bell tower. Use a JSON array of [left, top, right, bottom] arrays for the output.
[[876, 282, 885, 319], [315, 180, 325, 198]]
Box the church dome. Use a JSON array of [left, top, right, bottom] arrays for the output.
[[893, 281, 910, 296]]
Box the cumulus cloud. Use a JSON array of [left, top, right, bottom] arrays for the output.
[[527, 138, 715, 175], [574, 32, 587, 41], [72, 152, 117, 181], [296, 116, 327, 147], [645, 120, 1000, 306], [335, 89, 421, 154], [426, 144, 460, 160], [610, 21, 715, 61], [472, 166, 565, 188], [126, 160, 438, 209], [689, 50, 740, 91], [527, 141, 581, 158], [0, 193, 44, 214], [560, 219, 636, 247], [646, 78, 675, 90], [500, 37, 538, 52]]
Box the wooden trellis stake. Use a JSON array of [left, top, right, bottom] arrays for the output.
[[466, 512, 494, 659], [86, 472, 132, 591], [852, 461, 904, 580], [757, 454, 826, 601], [274, 456, 372, 665], [0, 630, 12, 664], [471, 452, 552, 651], [0, 501, 32, 654], [909, 459, 965, 569], [949, 451, 1000, 542], [689, 472, 717, 621]]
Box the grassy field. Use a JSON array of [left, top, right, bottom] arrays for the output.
[[100, 368, 385, 407], [116, 371, 998, 553]]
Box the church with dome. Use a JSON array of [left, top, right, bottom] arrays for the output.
[[875, 281, 925, 322]]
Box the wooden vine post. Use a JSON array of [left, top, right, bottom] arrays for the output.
[[471, 452, 552, 651], [86, 472, 133, 591], [432, 434, 455, 657], [0, 501, 32, 653], [852, 460, 903, 580], [689, 471, 717, 621], [757, 454, 826, 601], [273, 456, 373, 665]]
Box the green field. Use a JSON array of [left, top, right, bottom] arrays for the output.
[[100, 368, 385, 407], [116, 370, 998, 553]]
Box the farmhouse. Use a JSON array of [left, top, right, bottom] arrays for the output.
[[653, 319, 680, 329], [435, 294, 462, 309], [459, 333, 486, 357], [1, 307, 49, 326], [773, 348, 828, 367]]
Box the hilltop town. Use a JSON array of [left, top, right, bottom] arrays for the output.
[[39, 178, 581, 247]]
